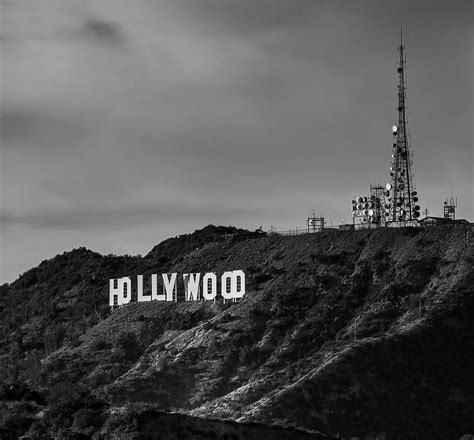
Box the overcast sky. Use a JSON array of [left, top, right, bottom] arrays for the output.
[[0, 0, 472, 283]]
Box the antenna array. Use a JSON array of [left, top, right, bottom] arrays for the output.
[[383, 30, 421, 226]]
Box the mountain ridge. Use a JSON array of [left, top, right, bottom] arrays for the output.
[[0, 224, 473, 439]]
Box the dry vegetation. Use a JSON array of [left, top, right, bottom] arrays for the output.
[[0, 225, 472, 439]]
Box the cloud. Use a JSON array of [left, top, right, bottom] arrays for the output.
[[0, 0, 472, 283], [82, 19, 124, 43], [0, 109, 37, 142], [0, 0, 126, 43], [0, 201, 272, 231], [0, 107, 95, 147], [168, 0, 327, 37]]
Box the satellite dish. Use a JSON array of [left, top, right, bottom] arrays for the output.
[[368, 209, 374, 217], [392, 143, 397, 148], [398, 215, 404, 221], [386, 183, 392, 190], [356, 196, 363, 203], [385, 211, 390, 216], [415, 205, 420, 211], [412, 191, 417, 196], [413, 197, 418, 202], [414, 211, 420, 218], [392, 125, 398, 134]]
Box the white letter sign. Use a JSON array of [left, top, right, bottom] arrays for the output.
[[109, 277, 131, 306], [202, 272, 217, 300], [162, 273, 177, 302], [109, 270, 245, 308], [183, 273, 201, 301]]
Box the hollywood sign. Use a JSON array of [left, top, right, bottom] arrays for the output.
[[110, 270, 245, 307]]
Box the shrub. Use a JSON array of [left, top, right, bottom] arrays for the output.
[[91, 338, 111, 351], [113, 332, 143, 362]]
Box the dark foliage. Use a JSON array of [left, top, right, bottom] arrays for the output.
[[0, 225, 472, 440], [146, 225, 266, 261]]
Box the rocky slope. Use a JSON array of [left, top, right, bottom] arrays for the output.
[[0, 225, 473, 439]]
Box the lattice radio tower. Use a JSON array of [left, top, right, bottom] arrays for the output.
[[384, 29, 421, 226]]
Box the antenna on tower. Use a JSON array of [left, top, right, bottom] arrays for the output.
[[383, 30, 420, 226]]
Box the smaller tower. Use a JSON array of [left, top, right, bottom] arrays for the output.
[[307, 211, 325, 233], [369, 185, 385, 227], [443, 195, 457, 220], [351, 185, 384, 228]]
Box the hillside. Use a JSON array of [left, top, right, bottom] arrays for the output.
[[0, 225, 473, 439], [0, 225, 263, 384]]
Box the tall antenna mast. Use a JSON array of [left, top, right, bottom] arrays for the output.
[[384, 29, 421, 226]]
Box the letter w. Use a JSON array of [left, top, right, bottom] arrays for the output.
[[183, 273, 201, 301]]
